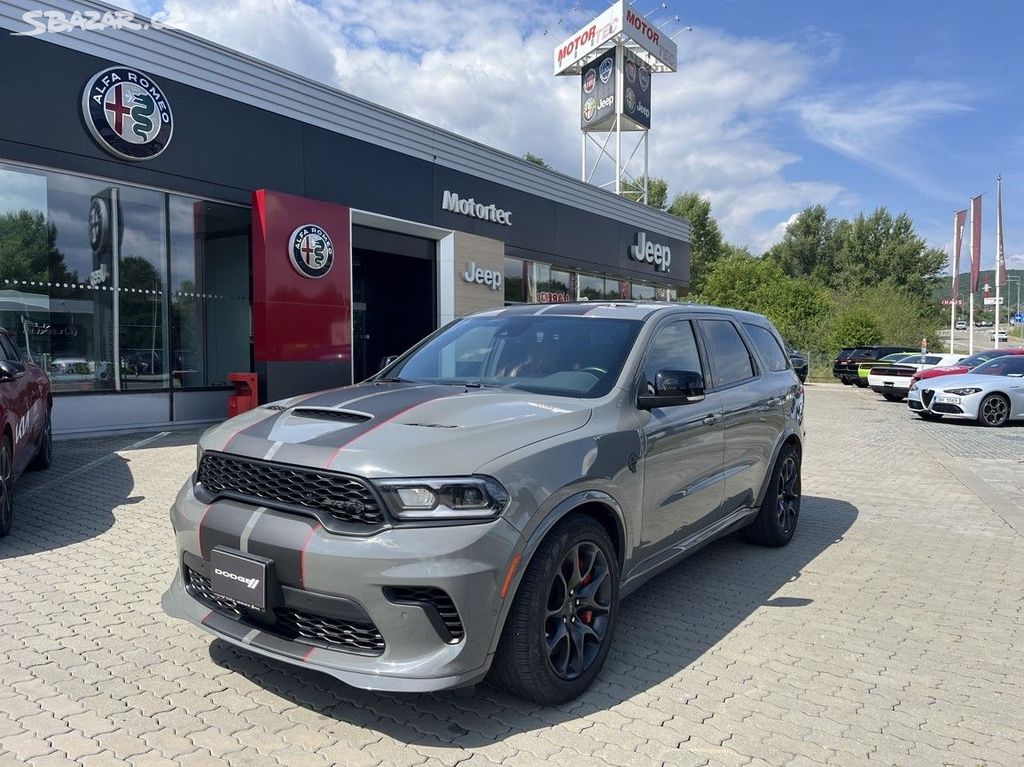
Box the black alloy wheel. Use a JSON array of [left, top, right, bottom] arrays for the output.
[[0, 439, 12, 538], [544, 540, 613, 681], [29, 409, 53, 471], [978, 393, 1010, 427], [489, 516, 620, 704], [742, 443, 801, 547]]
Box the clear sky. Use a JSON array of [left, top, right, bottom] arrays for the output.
[[114, 0, 1022, 270]]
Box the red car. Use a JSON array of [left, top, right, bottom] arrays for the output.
[[910, 348, 1024, 388], [0, 330, 53, 538]]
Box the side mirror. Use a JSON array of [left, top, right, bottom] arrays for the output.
[[638, 369, 705, 409], [378, 355, 400, 372], [0, 360, 25, 382]]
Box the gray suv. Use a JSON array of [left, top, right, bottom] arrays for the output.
[[163, 302, 804, 703]]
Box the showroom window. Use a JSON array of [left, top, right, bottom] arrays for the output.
[[0, 161, 251, 394]]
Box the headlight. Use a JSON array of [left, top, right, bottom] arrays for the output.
[[374, 477, 510, 521], [946, 387, 982, 396], [909, 382, 918, 391]]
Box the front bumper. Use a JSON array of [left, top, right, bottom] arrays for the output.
[[162, 481, 522, 692], [907, 389, 974, 418]]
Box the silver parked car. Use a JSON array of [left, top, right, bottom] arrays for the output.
[[908, 354, 1024, 426], [162, 303, 805, 703]]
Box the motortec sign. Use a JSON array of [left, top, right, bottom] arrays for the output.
[[554, 1, 678, 75], [553, 2, 621, 75], [629, 232, 671, 273], [441, 190, 512, 226]]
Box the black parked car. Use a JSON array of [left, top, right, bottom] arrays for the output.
[[833, 346, 919, 386], [786, 346, 808, 383]]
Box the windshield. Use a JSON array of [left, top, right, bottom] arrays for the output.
[[972, 356, 1024, 377], [383, 315, 644, 398]]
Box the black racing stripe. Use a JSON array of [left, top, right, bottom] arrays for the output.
[[249, 629, 309, 660], [295, 385, 458, 449], [199, 502, 254, 560], [244, 513, 318, 587], [202, 610, 248, 640], [498, 304, 546, 316], [222, 409, 285, 446], [297, 383, 380, 409]]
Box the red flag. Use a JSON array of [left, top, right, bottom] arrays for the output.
[[997, 178, 1008, 288], [970, 195, 982, 293], [952, 209, 967, 298]]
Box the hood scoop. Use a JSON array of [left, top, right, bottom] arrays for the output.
[[291, 408, 372, 423]]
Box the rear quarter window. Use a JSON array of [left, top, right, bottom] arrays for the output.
[[700, 319, 756, 387], [742, 323, 790, 373]]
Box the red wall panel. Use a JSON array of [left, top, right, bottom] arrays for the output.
[[252, 189, 352, 366]]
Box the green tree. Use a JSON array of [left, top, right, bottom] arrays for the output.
[[828, 309, 883, 350], [668, 192, 724, 293], [623, 176, 669, 210], [695, 252, 834, 350], [0, 210, 78, 285], [766, 205, 839, 283], [523, 152, 551, 169]]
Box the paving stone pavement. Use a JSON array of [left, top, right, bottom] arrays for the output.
[[1, 387, 1021, 767]]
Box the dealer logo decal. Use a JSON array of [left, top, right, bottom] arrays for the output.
[[289, 224, 335, 279], [82, 66, 173, 161]]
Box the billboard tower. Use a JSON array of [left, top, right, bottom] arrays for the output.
[[554, 1, 678, 203]]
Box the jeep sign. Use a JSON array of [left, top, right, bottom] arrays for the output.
[[629, 232, 671, 273], [463, 261, 503, 290]]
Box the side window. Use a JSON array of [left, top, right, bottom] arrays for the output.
[[700, 320, 755, 386], [742, 323, 789, 373], [643, 321, 702, 393]]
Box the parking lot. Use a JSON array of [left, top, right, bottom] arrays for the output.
[[2, 386, 1022, 767]]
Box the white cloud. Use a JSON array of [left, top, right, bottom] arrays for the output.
[[118, 1, 857, 250], [795, 81, 971, 195]]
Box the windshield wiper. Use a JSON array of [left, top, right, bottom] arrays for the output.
[[375, 376, 414, 384]]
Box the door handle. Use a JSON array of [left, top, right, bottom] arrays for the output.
[[702, 414, 721, 426]]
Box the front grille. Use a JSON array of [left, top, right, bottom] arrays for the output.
[[932, 403, 963, 414], [922, 390, 935, 408], [387, 587, 465, 642], [197, 452, 385, 529], [185, 567, 385, 655]]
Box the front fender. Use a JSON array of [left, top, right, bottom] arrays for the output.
[[485, 489, 627, 656]]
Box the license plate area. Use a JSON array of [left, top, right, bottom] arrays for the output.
[[883, 381, 893, 387], [935, 395, 960, 404], [211, 547, 272, 611]]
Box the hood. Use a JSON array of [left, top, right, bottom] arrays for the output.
[[917, 372, 1004, 391], [200, 382, 593, 478]]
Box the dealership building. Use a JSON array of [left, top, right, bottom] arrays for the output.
[[0, 2, 690, 434]]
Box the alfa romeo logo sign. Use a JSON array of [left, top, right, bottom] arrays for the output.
[[82, 67, 173, 161], [288, 224, 335, 279], [88, 197, 108, 253]]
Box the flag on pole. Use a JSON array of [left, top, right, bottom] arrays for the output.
[[970, 194, 982, 293], [952, 208, 967, 297], [996, 177, 1008, 288]]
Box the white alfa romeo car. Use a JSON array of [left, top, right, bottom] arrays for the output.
[[908, 355, 1024, 426], [867, 353, 964, 401]]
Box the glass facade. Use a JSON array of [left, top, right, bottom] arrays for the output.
[[0, 162, 250, 394], [503, 257, 678, 305]]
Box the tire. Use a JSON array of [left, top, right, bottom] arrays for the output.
[[741, 443, 801, 547], [977, 393, 1010, 427], [0, 437, 13, 539], [854, 379, 868, 388], [29, 408, 53, 471], [882, 393, 903, 402], [840, 378, 853, 386], [918, 411, 942, 421], [489, 516, 619, 704]]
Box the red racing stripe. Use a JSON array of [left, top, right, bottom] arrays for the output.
[[298, 522, 322, 589]]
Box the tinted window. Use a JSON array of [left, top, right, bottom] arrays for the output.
[[701, 320, 755, 386], [974, 357, 1024, 376], [922, 356, 942, 365], [743, 323, 789, 372], [643, 321, 702, 393]]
